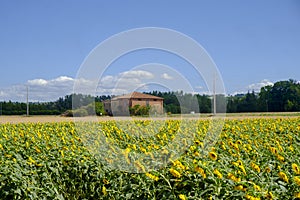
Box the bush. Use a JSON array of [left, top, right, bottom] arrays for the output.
[[129, 105, 150, 116], [73, 109, 88, 117]]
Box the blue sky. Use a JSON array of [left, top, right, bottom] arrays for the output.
[[0, 1, 299, 101]]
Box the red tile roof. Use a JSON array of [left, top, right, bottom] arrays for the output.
[[112, 92, 163, 100]]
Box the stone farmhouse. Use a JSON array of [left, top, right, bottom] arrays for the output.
[[103, 92, 164, 116]]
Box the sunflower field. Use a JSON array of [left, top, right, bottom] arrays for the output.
[[0, 117, 300, 199]]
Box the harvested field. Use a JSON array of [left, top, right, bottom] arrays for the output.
[[0, 112, 299, 124]]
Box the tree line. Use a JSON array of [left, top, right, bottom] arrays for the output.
[[0, 79, 299, 115], [0, 94, 110, 115], [227, 79, 300, 112]]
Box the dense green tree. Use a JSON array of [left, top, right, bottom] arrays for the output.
[[236, 91, 257, 112], [266, 80, 300, 112], [258, 85, 272, 112]]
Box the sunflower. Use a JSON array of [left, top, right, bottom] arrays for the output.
[[195, 166, 206, 179], [145, 173, 159, 181], [169, 168, 181, 178], [233, 143, 239, 151], [103, 179, 109, 185], [265, 191, 274, 199], [34, 146, 41, 153], [208, 151, 217, 161], [234, 185, 246, 191], [27, 156, 36, 165], [294, 176, 300, 186], [292, 163, 300, 175], [278, 171, 289, 183], [173, 160, 186, 170], [277, 155, 284, 163], [102, 186, 107, 196], [178, 194, 187, 200], [270, 147, 278, 155], [245, 194, 260, 200], [213, 169, 223, 179], [194, 152, 200, 157], [189, 145, 196, 151], [265, 167, 271, 173], [236, 138, 244, 144], [251, 162, 261, 173], [227, 173, 241, 182], [253, 184, 261, 191], [239, 165, 247, 175], [221, 145, 226, 150]]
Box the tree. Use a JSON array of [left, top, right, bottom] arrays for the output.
[[129, 105, 150, 116], [266, 80, 300, 112], [258, 85, 272, 112]]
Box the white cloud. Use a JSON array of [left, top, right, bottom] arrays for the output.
[[161, 73, 173, 80], [54, 76, 74, 82], [247, 79, 274, 91], [120, 70, 154, 79], [231, 79, 274, 96], [27, 76, 74, 87], [0, 91, 7, 97], [28, 79, 48, 86], [0, 76, 76, 102], [98, 70, 154, 95]]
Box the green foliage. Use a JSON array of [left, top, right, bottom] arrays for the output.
[[0, 94, 109, 116], [266, 79, 300, 112], [146, 91, 212, 114], [65, 102, 106, 117], [95, 102, 105, 116], [129, 105, 150, 116], [227, 79, 300, 112], [73, 108, 88, 117]]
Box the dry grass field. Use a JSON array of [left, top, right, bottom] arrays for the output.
[[0, 112, 299, 124]]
